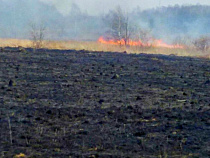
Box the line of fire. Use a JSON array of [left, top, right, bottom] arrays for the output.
[[98, 36, 184, 49]]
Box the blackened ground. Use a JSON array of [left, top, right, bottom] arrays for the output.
[[0, 48, 209, 157]]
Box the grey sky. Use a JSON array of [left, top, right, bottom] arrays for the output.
[[40, 0, 210, 15]]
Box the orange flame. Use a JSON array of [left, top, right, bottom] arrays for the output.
[[98, 36, 184, 49]]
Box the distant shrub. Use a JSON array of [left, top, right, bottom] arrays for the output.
[[29, 23, 46, 49], [193, 36, 210, 52]]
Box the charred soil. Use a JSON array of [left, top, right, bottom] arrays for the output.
[[0, 48, 209, 157]]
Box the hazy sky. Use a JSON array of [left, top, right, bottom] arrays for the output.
[[40, 0, 210, 15]]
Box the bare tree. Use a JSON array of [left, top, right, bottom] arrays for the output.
[[193, 36, 210, 52], [29, 23, 46, 49], [105, 6, 132, 46], [173, 35, 192, 46], [137, 28, 153, 45]]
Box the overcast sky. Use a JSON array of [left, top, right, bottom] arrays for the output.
[[40, 0, 210, 15]]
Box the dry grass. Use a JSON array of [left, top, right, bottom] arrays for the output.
[[0, 38, 209, 59], [0, 38, 32, 48]]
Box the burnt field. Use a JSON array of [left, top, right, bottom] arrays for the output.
[[0, 48, 209, 158]]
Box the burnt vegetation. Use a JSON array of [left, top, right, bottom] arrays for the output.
[[0, 48, 209, 157]]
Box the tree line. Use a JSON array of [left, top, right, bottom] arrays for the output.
[[0, 1, 209, 50]]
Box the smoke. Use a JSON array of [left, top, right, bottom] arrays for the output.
[[39, 0, 210, 16], [39, 0, 72, 16], [0, 0, 209, 42]]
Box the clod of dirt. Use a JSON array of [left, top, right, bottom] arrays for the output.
[[176, 124, 184, 130], [46, 110, 52, 114], [0, 47, 4, 52], [98, 99, 104, 104], [183, 92, 187, 96], [204, 80, 210, 84], [127, 105, 133, 110], [8, 80, 13, 87], [134, 131, 146, 137], [26, 115, 33, 118], [136, 96, 142, 101], [35, 117, 41, 121], [107, 111, 114, 115], [111, 74, 120, 79], [91, 77, 98, 82], [83, 120, 90, 124], [78, 130, 88, 135], [18, 46, 27, 53]]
